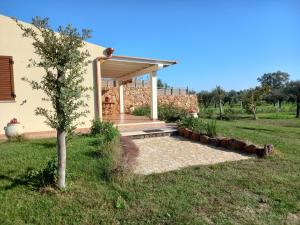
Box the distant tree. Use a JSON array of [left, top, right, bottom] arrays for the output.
[[242, 86, 269, 120], [212, 86, 225, 119], [197, 91, 213, 109], [224, 90, 239, 106], [285, 81, 300, 118], [157, 79, 164, 88], [157, 79, 170, 88], [257, 71, 290, 108], [16, 17, 91, 189]]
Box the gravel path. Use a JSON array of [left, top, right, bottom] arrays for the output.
[[133, 136, 252, 175]]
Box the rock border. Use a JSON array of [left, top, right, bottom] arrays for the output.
[[178, 127, 274, 158]]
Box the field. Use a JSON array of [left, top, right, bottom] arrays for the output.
[[0, 110, 300, 224]]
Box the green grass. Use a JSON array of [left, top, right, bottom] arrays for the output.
[[1, 115, 300, 224]]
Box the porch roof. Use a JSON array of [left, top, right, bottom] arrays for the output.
[[99, 55, 177, 81]]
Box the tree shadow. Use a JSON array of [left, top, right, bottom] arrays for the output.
[[0, 173, 29, 190], [31, 141, 56, 149], [235, 126, 274, 132]]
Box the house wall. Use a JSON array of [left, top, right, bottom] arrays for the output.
[[0, 15, 106, 135]]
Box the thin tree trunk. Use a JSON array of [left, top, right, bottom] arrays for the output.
[[297, 97, 300, 118], [219, 98, 223, 120], [253, 108, 257, 120], [57, 129, 66, 189], [278, 100, 282, 109]]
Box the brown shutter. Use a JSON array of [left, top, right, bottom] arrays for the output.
[[0, 56, 15, 101]]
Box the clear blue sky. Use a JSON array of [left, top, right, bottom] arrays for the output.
[[1, 0, 299, 91]]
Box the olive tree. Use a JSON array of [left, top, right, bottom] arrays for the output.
[[285, 81, 300, 118], [242, 86, 269, 120], [212, 86, 225, 120], [15, 17, 91, 189]]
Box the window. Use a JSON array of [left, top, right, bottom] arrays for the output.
[[0, 56, 15, 101]]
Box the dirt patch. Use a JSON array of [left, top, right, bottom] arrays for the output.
[[120, 136, 139, 170]]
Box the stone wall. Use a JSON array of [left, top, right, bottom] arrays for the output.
[[102, 87, 198, 114]]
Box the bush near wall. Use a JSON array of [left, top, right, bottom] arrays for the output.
[[132, 104, 188, 122]]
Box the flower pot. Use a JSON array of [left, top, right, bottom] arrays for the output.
[[4, 123, 24, 138], [189, 112, 198, 118]]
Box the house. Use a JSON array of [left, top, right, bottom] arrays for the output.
[[0, 14, 180, 137]]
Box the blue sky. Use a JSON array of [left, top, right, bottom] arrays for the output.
[[1, 0, 299, 91]]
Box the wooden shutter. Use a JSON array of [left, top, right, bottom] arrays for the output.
[[0, 56, 15, 101]]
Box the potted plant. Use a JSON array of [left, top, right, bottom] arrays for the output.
[[4, 118, 24, 138], [189, 108, 198, 118]]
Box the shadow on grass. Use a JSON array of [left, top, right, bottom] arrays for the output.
[[0, 173, 29, 190], [30, 141, 56, 149], [235, 126, 274, 132]]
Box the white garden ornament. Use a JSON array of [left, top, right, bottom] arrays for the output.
[[4, 118, 24, 138]]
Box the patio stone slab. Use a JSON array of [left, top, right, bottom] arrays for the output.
[[133, 136, 253, 175]]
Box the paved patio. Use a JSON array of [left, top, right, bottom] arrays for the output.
[[133, 136, 252, 175]]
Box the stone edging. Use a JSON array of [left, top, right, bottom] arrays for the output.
[[178, 127, 274, 158]]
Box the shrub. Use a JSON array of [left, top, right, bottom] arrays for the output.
[[24, 158, 57, 188], [132, 105, 151, 117], [178, 117, 217, 136], [158, 104, 187, 122], [206, 120, 217, 137], [90, 119, 119, 142], [191, 119, 207, 134], [131, 104, 188, 122]]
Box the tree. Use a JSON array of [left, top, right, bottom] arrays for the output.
[[157, 79, 164, 88], [15, 17, 91, 189], [242, 86, 269, 120], [257, 71, 290, 108], [212, 86, 225, 120], [285, 81, 300, 118], [224, 90, 239, 106], [197, 91, 213, 109], [157, 79, 170, 88]]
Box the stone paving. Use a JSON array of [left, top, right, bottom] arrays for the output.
[[133, 136, 252, 175]]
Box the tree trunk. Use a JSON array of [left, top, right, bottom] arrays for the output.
[[297, 97, 300, 118], [252, 108, 257, 120], [219, 98, 223, 120], [57, 129, 66, 189], [278, 100, 282, 109]]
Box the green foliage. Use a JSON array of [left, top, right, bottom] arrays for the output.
[[1, 116, 300, 224], [15, 17, 91, 133], [205, 120, 217, 137], [90, 120, 122, 181], [24, 158, 57, 188], [90, 119, 119, 142], [131, 104, 187, 122], [223, 108, 241, 120], [158, 104, 187, 122], [178, 117, 217, 136], [131, 105, 151, 116], [242, 86, 270, 119], [198, 91, 214, 109]]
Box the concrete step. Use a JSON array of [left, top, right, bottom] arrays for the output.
[[121, 127, 178, 139]]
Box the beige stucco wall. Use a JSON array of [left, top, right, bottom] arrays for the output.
[[0, 15, 106, 135]]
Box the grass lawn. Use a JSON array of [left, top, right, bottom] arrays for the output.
[[1, 114, 300, 224]]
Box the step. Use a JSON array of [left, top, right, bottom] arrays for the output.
[[121, 128, 178, 139]]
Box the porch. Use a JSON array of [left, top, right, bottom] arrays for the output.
[[95, 54, 177, 127]]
